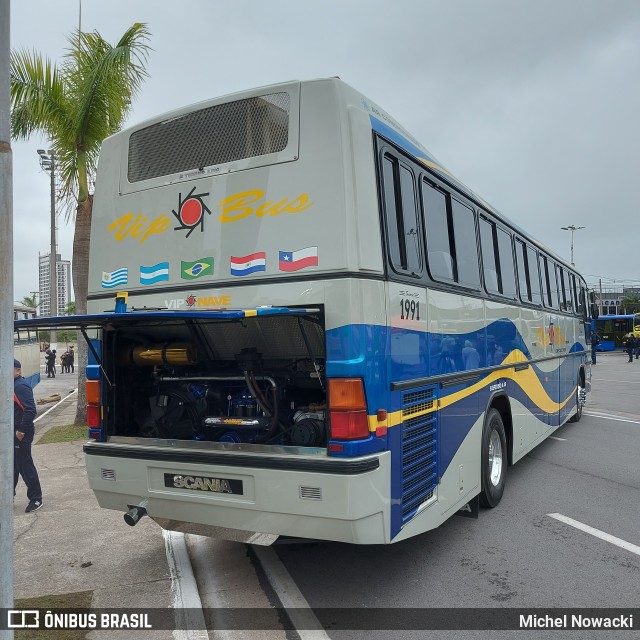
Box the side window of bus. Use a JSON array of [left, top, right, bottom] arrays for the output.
[[422, 181, 479, 288], [451, 198, 480, 288], [516, 239, 531, 302], [497, 227, 517, 299], [422, 181, 453, 281], [539, 255, 550, 307], [577, 282, 586, 316], [539, 255, 559, 309], [558, 267, 567, 311], [381, 153, 423, 276], [548, 262, 560, 309], [479, 217, 499, 294], [479, 217, 515, 298], [527, 246, 542, 305], [559, 268, 573, 313]]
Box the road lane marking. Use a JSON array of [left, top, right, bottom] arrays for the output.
[[34, 388, 77, 423], [253, 546, 331, 640], [549, 436, 566, 441], [584, 411, 640, 424], [548, 513, 640, 557], [163, 531, 209, 640]]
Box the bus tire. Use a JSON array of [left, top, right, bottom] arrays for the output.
[[568, 377, 584, 423], [479, 408, 507, 508]]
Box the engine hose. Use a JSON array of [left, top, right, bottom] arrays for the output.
[[245, 371, 272, 417], [254, 386, 280, 444]]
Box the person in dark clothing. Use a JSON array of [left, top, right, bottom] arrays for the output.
[[60, 350, 69, 373], [68, 345, 75, 373], [45, 349, 56, 377], [590, 331, 601, 365], [14, 359, 43, 512], [624, 334, 636, 363]]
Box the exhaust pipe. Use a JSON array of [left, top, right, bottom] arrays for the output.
[[124, 503, 148, 527]]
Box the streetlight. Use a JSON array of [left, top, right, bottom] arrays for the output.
[[561, 224, 585, 266], [37, 149, 57, 347]]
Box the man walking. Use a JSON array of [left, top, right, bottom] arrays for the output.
[[590, 330, 601, 365], [68, 345, 75, 373], [625, 334, 636, 364], [14, 359, 43, 512]]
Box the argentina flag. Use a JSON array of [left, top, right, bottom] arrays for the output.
[[101, 267, 128, 289], [140, 262, 170, 285]]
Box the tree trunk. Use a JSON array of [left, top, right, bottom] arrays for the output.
[[73, 194, 92, 425]]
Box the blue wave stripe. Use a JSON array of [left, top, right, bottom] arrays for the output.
[[326, 320, 587, 540], [101, 279, 127, 289], [230, 264, 266, 276]]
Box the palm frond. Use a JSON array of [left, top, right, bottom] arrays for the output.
[[66, 23, 151, 153], [10, 50, 70, 140]]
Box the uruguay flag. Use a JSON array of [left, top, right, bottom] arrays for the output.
[[230, 252, 266, 276], [101, 267, 128, 289], [140, 262, 170, 285], [278, 246, 318, 272]]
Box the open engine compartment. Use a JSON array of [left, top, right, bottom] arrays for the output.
[[101, 309, 328, 448]]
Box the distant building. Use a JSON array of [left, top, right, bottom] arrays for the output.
[[38, 252, 71, 316], [595, 288, 640, 315], [13, 302, 37, 320]]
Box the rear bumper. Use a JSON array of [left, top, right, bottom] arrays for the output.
[[84, 439, 391, 544]]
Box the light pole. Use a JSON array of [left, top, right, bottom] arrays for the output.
[[561, 225, 585, 266], [37, 149, 57, 346]]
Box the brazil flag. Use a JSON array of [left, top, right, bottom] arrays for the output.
[[181, 258, 214, 279]]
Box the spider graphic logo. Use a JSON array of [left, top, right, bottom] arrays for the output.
[[172, 187, 212, 237], [186, 294, 197, 308]]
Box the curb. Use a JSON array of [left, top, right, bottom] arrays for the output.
[[33, 388, 78, 443]]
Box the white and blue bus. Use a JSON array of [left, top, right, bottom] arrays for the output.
[[17, 78, 591, 544]]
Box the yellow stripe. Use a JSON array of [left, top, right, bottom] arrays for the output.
[[381, 349, 575, 429], [244, 309, 257, 317]]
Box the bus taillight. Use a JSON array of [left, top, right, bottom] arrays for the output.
[[328, 378, 369, 440], [86, 375, 102, 438]]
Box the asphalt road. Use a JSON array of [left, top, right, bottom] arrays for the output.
[[33, 350, 639, 638], [272, 351, 640, 639], [33, 362, 78, 421]]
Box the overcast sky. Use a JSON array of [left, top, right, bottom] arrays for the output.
[[9, 0, 640, 304]]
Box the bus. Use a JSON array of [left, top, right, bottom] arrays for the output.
[[14, 304, 41, 383], [16, 78, 591, 545], [594, 314, 635, 351]]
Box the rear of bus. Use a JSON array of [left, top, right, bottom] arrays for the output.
[[81, 78, 397, 544]]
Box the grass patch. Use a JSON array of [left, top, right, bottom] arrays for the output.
[[37, 424, 88, 444], [14, 590, 93, 639]]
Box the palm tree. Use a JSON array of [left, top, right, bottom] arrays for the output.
[[11, 24, 151, 423], [21, 293, 38, 309], [620, 293, 640, 314]]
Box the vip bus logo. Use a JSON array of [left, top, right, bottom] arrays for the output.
[[172, 187, 212, 237]]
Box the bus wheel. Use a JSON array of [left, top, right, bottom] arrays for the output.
[[479, 408, 507, 508], [569, 378, 585, 423]]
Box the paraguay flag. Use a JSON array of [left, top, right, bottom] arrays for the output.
[[101, 267, 128, 289], [230, 252, 266, 276], [140, 262, 170, 285], [278, 246, 318, 272]]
